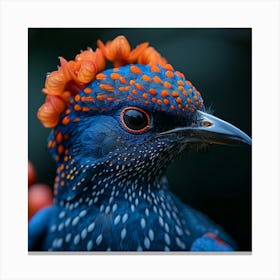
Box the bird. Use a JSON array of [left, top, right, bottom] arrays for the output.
[[28, 35, 251, 251]]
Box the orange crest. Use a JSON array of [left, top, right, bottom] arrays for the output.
[[37, 35, 168, 128]]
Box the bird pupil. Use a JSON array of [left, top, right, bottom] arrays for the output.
[[123, 109, 148, 131]]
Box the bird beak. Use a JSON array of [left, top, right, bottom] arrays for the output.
[[160, 110, 252, 146]]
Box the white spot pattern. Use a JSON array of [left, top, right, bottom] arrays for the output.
[[121, 228, 127, 239], [87, 240, 93, 251], [96, 234, 103, 245], [140, 218, 146, 229], [144, 237, 150, 249]]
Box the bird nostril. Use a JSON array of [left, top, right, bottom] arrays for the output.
[[202, 121, 212, 127]]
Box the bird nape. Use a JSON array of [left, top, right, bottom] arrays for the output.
[[29, 35, 251, 252]]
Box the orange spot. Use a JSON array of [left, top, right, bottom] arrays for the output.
[[74, 95, 81, 102], [171, 105, 175, 110], [150, 65, 161, 73], [165, 71, 174, 78], [82, 106, 90, 112], [142, 93, 148, 99], [178, 86, 184, 91], [57, 166, 61, 173], [142, 75, 151, 82], [132, 89, 138, 95], [164, 64, 174, 71], [107, 97, 115, 102], [48, 140, 53, 148], [73, 118, 80, 122], [84, 87, 92, 94], [172, 91, 179, 97], [130, 65, 142, 74], [129, 80, 135, 85], [74, 104, 81, 111], [127, 95, 133, 100], [119, 77, 127, 84], [149, 88, 157, 95], [144, 100, 149, 105], [135, 83, 144, 90], [161, 90, 169, 97], [56, 132, 63, 143], [189, 88, 193, 94], [151, 97, 157, 103], [96, 73, 106, 80], [163, 99, 169, 105], [119, 86, 126, 91], [176, 97, 182, 104], [176, 71, 185, 79], [65, 109, 71, 114], [186, 80, 193, 86], [99, 84, 114, 92], [57, 144, 64, 154], [153, 76, 162, 83], [110, 73, 121, 80], [193, 95, 198, 101], [185, 104, 189, 109], [178, 104, 182, 109], [177, 80, 184, 86], [81, 96, 87, 102], [164, 81, 172, 88], [61, 181, 65, 187], [85, 96, 94, 102], [187, 98, 191, 103], [97, 94, 106, 101], [157, 99, 162, 105], [183, 91, 188, 96], [64, 134, 70, 140]]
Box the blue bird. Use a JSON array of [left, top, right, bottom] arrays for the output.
[[29, 35, 251, 251]]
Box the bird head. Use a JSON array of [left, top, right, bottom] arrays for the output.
[[37, 35, 251, 202]]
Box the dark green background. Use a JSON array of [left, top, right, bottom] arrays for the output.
[[28, 28, 252, 251]]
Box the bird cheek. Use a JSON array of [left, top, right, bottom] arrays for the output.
[[80, 131, 119, 159]]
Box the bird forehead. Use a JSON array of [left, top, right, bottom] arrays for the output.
[[69, 64, 204, 117]]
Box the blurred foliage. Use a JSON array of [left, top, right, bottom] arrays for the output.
[[28, 28, 251, 250]]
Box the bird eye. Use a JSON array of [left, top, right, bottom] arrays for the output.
[[121, 107, 151, 134]]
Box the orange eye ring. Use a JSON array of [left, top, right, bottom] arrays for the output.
[[120, 106, 151, 134]]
